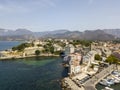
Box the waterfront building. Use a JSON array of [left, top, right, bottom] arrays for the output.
[[65, 44, 75, 55], [82, 50, 97, 63], [82, 50, 102, 72], [68, 53, 82, 76]]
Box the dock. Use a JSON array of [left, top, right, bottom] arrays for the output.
[[62, 64, 117, 90], [83, 64, 116, 90]]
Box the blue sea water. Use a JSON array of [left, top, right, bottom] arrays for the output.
[[0, 41, 22, 51], [0, 41, 67, 90]]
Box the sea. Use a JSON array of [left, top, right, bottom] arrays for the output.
[[0, 41, 22, 51], [0, 41, 68, 90], [0, 41, 120, 90]]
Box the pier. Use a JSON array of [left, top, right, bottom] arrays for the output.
[[62, 64, 117, 90], [83, 64, 117, 90]]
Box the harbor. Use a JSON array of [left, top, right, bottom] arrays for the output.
[[61, 42, 120, 90], [96, 66, 120, 90], [61, 64, 119, 90]]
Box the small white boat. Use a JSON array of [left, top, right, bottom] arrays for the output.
[[107, 79, 114, 85], [114, 78, 120, 84], [102, 87, 114, 90], [99, 79, 114, 86], [99, 79, 108, 86]]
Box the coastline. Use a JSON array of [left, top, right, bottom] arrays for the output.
[[0, 54, 59, 60]]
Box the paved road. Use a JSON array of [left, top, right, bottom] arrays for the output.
[[83, 64, 116, 90]]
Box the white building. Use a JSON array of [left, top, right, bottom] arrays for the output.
[[102, 48, 111, 57], [68, 53, 82, 75], [70, 65, 81, 75], [53, 44, 63, 51], [65, 44, 75, 55]]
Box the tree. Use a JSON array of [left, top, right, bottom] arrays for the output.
[[54, 51, 63, 56], [95, 54, 102, 61], [49, 46, 54, 54], [37, 44, 42, 47], [35, 50, 40, 56], [106, 55, 119, 64], [12, 43, 34, 52], [12, 47, 17, 51]]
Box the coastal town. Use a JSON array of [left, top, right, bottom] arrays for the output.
[[61, 40, 120, 90], [0, 39, 120, 90]]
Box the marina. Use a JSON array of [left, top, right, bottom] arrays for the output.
[[61, 42, 120, 90], [99, 70, 120, 86]]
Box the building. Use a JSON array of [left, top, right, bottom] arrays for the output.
[[53, 44, 63, 51], [82, 50, 102, 72], [68, 53, 82, 76], [65, 44, 75, 55], [102, 48, 111, 57]]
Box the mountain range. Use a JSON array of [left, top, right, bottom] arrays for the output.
[[0, 28, 120, 41]]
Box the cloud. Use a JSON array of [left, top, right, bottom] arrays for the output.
[[0, 0, 57, 13], [0, 4, 29, 13]]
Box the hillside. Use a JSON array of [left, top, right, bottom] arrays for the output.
[[0, 28, 117, 41]]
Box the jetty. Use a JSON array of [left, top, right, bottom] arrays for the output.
[[83, 64, 116, 90], [62, 64, 117, 90]]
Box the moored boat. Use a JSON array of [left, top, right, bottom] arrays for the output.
[[101, 87, 114, 90], [99, 79, 114, 86]]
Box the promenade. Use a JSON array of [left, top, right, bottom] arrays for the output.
[[62, 64, 117, 90], [83, 64, 116, 90]]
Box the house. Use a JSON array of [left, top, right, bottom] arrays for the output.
[[53, 44, 63, 51], [68, 53, 82, 76], [65, 44, 75, 55]]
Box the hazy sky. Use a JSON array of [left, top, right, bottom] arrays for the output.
[[0, 0, 120, 32]]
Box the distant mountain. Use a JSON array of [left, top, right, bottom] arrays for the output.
[[42, 30, 115, 40], [0, 28, 33, 36], [0, 28, 34, 40], [81, 30, 115, 40], [14, 29, 33, 35], [0, 28, 116, 41], [34, 29, 69, 37], [0, 35, 34, 41], [0, 28, 13, 36], [104, 29, 120, 38], [46, 31, 82, 39]]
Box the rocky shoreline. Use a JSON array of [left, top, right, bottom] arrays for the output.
[[61, 79, 71, 90], [0, 54, 59, 60]]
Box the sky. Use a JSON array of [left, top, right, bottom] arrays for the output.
[[0, 0, 120, 32]]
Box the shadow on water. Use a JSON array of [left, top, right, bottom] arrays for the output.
[[62, 67, 69, 77]]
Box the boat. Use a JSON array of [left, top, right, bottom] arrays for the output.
[[101, 87, 114, 90], [99, 79, 114, 86], [107, 79, 114, 85], [114, 78, 120, 84], [99, 79, 109, 86]]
